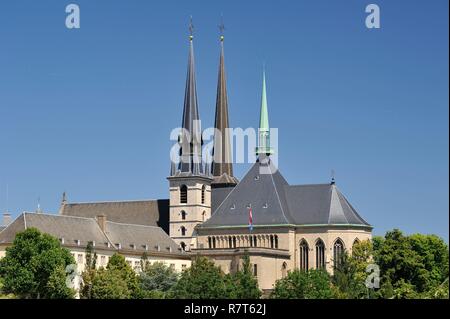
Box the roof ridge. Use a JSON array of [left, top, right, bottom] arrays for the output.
[[288, 183, 332, 187], [268, 163, 291, 224], [24, 211, 101, 222], [105, 220, 164, 230], [66, 198, 167, 205]]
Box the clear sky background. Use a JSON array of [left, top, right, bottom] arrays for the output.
[[0, 0, 448, 240]]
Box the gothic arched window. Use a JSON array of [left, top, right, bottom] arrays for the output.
[[180, 185, 188, 204], [333, 238, 345, 269], [281, 262, 288, 278], [315, 239, 325, 269], [180, 242, 186, 251], [181, 226, 186, 236], [299, 239, 309, 271], [181, 210, 186, 220]]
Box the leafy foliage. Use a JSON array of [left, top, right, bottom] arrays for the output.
[[79, 241, 98, 299], [90, 268, 131, 299], [271, 269, 333, 299], [0, 228, 75, 299], [225, 255, 261, 299], [373, 229, 449, 298], [172, 257, 228, 299], [139, 261, 179, 298]]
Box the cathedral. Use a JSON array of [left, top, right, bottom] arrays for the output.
[[0, 30, 372, 293]]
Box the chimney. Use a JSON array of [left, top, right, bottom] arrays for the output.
[[2, 213, 11, 227], [97, 214, 107, 232]]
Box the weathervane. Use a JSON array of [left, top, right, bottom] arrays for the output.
[[189, 16, 194, 40], [219, 15, 225, 41]]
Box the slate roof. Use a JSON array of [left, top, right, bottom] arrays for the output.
[[200, 156, 370, 229], [0, 212, 184, 255], [60, 199, 170, 234], [0, 212, 111, 247], [105, 221, 181, 253]]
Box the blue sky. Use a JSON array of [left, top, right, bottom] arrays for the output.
[[0, 0, 448, 240]]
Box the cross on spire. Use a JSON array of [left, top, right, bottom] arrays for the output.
[[189, 16, 194, 40], [218, 16, 225, 41]]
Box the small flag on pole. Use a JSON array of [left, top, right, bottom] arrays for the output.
[[248, 206, 253, 231]]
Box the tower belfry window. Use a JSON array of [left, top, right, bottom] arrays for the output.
[[180, 185, 188, 204], [201, 185, 206, 204]]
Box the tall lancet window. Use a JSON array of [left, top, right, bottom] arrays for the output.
[[315, 239, 325, 269], [333, 239, 345, 269], [299, 240, 309, 271], [201, 185, 206, 204], [180, 185, 188, 204]]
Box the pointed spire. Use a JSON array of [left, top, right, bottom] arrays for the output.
[[176, 17, 205, 176], [212, 22, 238, 187], [256, 69, 273, 156]]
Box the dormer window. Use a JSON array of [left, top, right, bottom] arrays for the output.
[[254, 175, 260, 181], [230, 204, 236, 210], [263, 203, 268, 209]]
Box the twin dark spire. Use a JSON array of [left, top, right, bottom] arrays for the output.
[[211, 33, 238, 187], [175, 31, 205, 176], [171, 20, 252, 188]]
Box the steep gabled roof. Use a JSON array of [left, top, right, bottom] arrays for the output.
[[200, 156, 371, 229], [284, 184, 370, 226], [0, 213, 184, 256], [60, 199, 170, 233], [0, 212, 111, 247], [201, 156, 292, 228]]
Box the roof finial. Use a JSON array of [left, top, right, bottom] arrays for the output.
[[62, 191, 67, 205], [219, 15, 225, 42], [189, 16, 194, 41], [331, 169, 336, 185], [36, 196, 42, 213]]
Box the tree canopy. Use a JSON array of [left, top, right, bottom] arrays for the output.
[[0, 228, 75, 299]]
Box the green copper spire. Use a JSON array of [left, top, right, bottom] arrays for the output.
[[256, 70, 273, 155]]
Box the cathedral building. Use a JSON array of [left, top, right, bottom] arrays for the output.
[[0, 29, 372, 293]]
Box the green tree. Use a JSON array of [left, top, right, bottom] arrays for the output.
[[226, 255, 261, 299], [172, 257, 227, 299], [79, 241, 98, 299], [90, 268, 131, 299], [139, 261, 179, 298], [373, 229, 449, 298], [332, 251, 368, 299], [271, 269, 333, 299], [106, 254, 142, 298], [46, 265, 76, 299], [0, 228, 75, 299]]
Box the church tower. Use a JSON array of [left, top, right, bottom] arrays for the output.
[[167, 22, 212, 251], [211, 27, 238, 188]]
